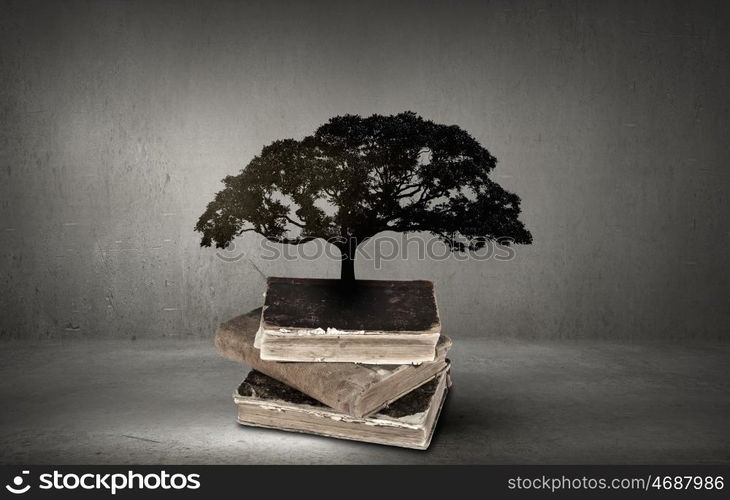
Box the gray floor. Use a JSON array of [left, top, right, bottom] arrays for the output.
[[0, 338, 728, 464]]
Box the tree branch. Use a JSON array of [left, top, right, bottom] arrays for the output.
[[284, 216, 305, 229], [395, 185, 425, 198], [270, 236, 316, 245]]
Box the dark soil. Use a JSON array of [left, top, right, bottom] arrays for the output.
[[263, 278, 439, 332]]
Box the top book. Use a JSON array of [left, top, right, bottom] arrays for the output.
[[257, 277, 442, 364]]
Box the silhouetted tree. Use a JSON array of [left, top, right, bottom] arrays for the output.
[[196, 112, 532, 281]]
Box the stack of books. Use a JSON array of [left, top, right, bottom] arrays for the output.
[[215, 277, 453, 450]]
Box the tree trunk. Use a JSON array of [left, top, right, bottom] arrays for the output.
[[340, 248, 356, 281]]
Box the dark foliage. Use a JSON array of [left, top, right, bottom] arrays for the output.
[[195, 112, 532, 280]]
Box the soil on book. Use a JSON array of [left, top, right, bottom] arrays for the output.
[[238, 370, 325, 407], [264, 278, 439, 332]]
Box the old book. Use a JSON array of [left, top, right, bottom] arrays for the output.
[[256, 277, 441, 364], [234, 368, 451, 450], [216, 308, 452, 417]]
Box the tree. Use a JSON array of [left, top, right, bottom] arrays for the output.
[[195, 112, 532, 281]]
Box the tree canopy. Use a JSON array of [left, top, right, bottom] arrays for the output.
[[195, 112, 532, 280]]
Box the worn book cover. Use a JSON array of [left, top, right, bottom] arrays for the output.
[[256, 277, 442, 364], [216, 308, 452, 417], [234, 369, 451, 450]]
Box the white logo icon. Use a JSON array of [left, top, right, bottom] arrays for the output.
[[5, 471, 30, 495]]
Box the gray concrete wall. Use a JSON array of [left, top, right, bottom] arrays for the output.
[[1, 0, 728, 340]]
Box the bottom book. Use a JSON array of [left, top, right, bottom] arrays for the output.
[[234, 368, 451, 450]]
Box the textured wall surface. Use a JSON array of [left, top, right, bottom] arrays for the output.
[[1, 0, 728, 340]]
